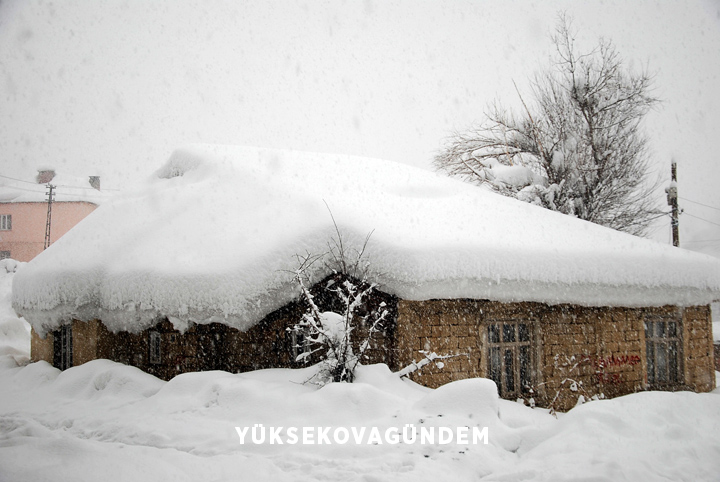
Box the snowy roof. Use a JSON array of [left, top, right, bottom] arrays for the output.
[[0, 171, 109, 205], [12, 145, 720, 336]]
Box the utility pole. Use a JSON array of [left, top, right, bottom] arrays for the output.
[[665, 161, 679, 247], [44, 184, 55, 250]]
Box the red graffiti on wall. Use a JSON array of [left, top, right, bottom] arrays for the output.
[[582, 354, 641, 370], [595, 372, 622, 384], [580, 354, 641, 385]]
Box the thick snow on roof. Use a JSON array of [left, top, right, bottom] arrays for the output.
[[0, 172, 109, 205], [12, 145, 720, 335]]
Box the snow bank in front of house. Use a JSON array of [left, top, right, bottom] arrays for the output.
[[1, 355, 720, 481], [11, 145, 720, 335]]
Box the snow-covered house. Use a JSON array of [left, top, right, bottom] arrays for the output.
[[0, 169, 108, 262], [12, 146, 720, 410]]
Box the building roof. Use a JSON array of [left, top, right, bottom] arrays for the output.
[[12, 145, 720, 336]]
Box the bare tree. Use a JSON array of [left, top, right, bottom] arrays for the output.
[[435, 14, 661, 235]]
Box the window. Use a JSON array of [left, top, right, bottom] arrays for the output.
[[149, 331, 161, 364], [488, 321, 533, 398], [288, 328, 311, 363], [644, 315, 683, 388], [53, 324, 73, 370], [0, 214, 11, 231], [0, 251, 10, 260]]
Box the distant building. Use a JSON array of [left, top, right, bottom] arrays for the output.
[[0, 169, 108, 261], [13, 146, 720, 412]]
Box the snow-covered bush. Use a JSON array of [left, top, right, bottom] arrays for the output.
[[290, 214, 389, 385], [291, 262, 389, 385]]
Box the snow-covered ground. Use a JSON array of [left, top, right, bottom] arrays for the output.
[[1, 261, 720, 481]]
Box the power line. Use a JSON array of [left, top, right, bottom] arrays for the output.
[[1, 173, 120, 192], [0, 184, 47, 194], [683, 212, 720, 228], [55, 183, 96, 190], [54, 183, 120, 192], [683, 239, 720, 244], [680, 196, 720, 212], [0, 173, 40, 185], [647, 211, 670, 221]]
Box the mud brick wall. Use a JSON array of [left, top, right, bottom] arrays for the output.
[[396, 299, 484, 388], [537, 306, 646, 411], [31, 297, 714, 410], [30, 288, 398, 381], [397, 300, 715, 412], [223, 299, 398, 374], [30, 327, 53, 364], [682, 305, 715, 392], [72, 319, 101, 366], [223, 307, 304, 374]]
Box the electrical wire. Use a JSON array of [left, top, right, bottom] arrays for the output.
[[683, 238, 720, 243], [0, 174, 41, 185], [646, 211, 671, 221], [680, 197, 720, 212], [0, 184, 47, 194], [683, 212, 720, 228], [1, 173, 119, 192], [55, 183, 97, 190], [683, 240, 720, 247]]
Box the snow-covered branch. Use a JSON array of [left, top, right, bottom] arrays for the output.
[[396, 351, 465, 379]]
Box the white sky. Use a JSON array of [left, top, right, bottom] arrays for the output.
[[1, 0, 719, 253]]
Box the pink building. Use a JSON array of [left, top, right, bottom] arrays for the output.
[[0, 169, 109, 262]]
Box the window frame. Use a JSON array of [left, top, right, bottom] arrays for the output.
[[53, 324, 73, 370], [487, 319, 535, 399], [149, 331, 162, 365], [644, 314, 684, 389], [288, 328, 311, 364], [0, 214, 11, 231]]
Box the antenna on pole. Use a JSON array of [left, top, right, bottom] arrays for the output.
[[44, 184, 55, 249], [665, 161, 679, 247]]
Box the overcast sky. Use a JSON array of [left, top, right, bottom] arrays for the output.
[[1, 0, 719, 254]]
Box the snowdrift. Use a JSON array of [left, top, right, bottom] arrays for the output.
[[1, 357, 720, 482]]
